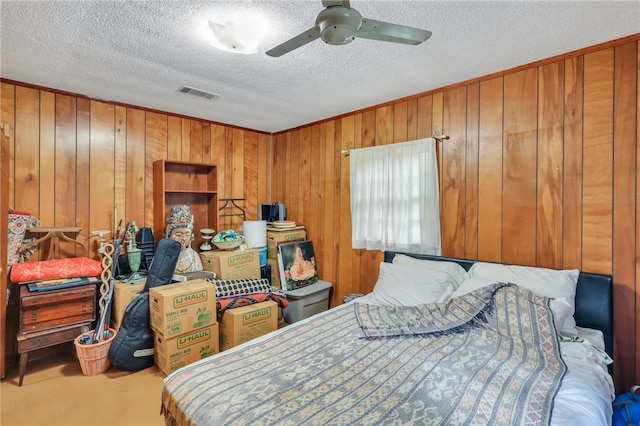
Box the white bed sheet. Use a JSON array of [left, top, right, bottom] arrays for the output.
[[552, 327, 615, 425], [167, 299, 615, 425]]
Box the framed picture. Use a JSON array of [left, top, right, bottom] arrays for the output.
[[277, 240, 318, 292]]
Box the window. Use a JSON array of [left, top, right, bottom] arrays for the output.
[[350, 138, 441, 254]]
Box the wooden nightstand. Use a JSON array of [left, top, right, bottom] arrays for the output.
[[16, 284, 96, 386]]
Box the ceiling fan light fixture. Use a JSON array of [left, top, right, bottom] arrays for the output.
[[208, 14, 267, 54], [316, 6, 362, 45]]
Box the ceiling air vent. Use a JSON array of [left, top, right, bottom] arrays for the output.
[[178, 86, 219, 100]]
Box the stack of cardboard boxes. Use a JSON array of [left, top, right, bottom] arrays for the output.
[[149, 279, 218, 376], [199, 248, 279, 352], [111, 246, 283, 375]]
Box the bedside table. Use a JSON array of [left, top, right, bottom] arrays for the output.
[[16, 283, 96, 386]]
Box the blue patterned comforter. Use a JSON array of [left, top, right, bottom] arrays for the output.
[[161, 284, 565, 425]]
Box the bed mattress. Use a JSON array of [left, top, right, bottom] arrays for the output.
[[161, 284, 614, 425]]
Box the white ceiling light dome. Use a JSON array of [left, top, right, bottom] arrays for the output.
[[209, 13, 268, 55]]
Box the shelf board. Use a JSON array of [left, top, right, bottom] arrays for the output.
[[165, 189, 218, 194]]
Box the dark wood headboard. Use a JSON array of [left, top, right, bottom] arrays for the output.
[[383, 251, 614, 361]]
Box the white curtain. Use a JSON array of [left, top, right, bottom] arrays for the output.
[[350, 138, 441, 254]]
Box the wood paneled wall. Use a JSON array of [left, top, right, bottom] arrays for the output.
[[0, 84, 270, 261], [1, 35, 638, 393], [272, 37, 640, 392]]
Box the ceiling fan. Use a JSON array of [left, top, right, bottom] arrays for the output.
[[265, 0, 432, 57]]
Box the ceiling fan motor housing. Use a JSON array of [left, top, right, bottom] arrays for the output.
[[316, 6, 362, 45]]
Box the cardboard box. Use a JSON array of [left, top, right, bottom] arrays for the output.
[[111, 280, 146, 330], [154, 323, 220, 376], [267, 227, 306, 258], [219, 301, 278, 351], [267, 258, 280, 289], [149, 279, 216, 338], [199, 249, 261, 280]]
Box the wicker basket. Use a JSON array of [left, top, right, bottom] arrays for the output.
[[74, 328, 116, 376]]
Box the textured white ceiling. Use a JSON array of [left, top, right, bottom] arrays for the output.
[[1, 1, 639, 133]]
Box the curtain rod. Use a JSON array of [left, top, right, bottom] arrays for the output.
[[341, 133, 449, 155]]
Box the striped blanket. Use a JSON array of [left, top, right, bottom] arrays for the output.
[[161, 284, 566, 426]]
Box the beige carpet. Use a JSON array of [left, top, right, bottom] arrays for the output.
[[1, 343, 166, 426]]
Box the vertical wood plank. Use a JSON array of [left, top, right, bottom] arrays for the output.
[[0, 83, 16, 209], [612, 41, 637, 393], [477, 77, 503, 262], [167, 116, 181, 161], [88, 101, 115, 258], [288, 130, 300, 222], [537, 62, 564, 269], [190, 120, 203, 163], [299, 127, 311, 228], [583, 48, 614, 274], [308, 124, 321, 257], [502, 69, 537, 266], [14, 86, 40, 223], [393, 101, 408, 143], [181, 118, 191, 161], [202, 123, 212, 164], [465, 84, 480, 260], [113, 106, 126, 235], [272, 133, 286, 205], [257, 133, 269, 205], [441, 87, 467, 258], [75, 98, 91, 257], [331, 119, 342, 307], [39, 92, 55, 228], [407, 98, 418, 141], [339, 115, 355, 301], [315, 123, 327, 280], [211, 124, 226, 202], [433, 92, 444, 199], [145, 112, 168, 233], [351, 113, 362, 296], [231, 128, 244, 207], [375, 105, 393, 146], [563, 56, 584, 270], [126, 108, 146, 228], [636, 39, 640, 389], [243, 130, 258, 220], [54, 94, 77, 237], [322, 120, 336, 288], [416, 95, 433, 140]]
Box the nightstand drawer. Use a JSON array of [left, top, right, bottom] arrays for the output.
[[19, 284, 96, 333]]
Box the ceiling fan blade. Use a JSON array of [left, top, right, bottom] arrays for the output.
[[322, 0, 350, 8], [266, 27, 320, 57], [357, 18, 432, 45]]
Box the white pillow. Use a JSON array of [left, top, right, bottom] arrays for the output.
[[451, 277, 497, 298], [365, 262, 457, 307], [392, 254, 470, 287], [468, 262, 579, 332], [452, 277, 575, 333]]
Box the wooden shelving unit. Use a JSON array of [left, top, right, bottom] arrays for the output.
[[153, 160, 219, 250]]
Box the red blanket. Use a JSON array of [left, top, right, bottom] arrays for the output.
[[10, 257, 103, 283]]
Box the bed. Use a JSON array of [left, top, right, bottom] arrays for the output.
[[161, 251, 615, 425]]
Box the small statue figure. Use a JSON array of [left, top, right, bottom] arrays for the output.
[[165, 205, 203, 273]]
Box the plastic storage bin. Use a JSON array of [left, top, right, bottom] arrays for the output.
[[283, 280, 332, 323]]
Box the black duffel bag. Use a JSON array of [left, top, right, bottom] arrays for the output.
[[108, 238, 181, 371]]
